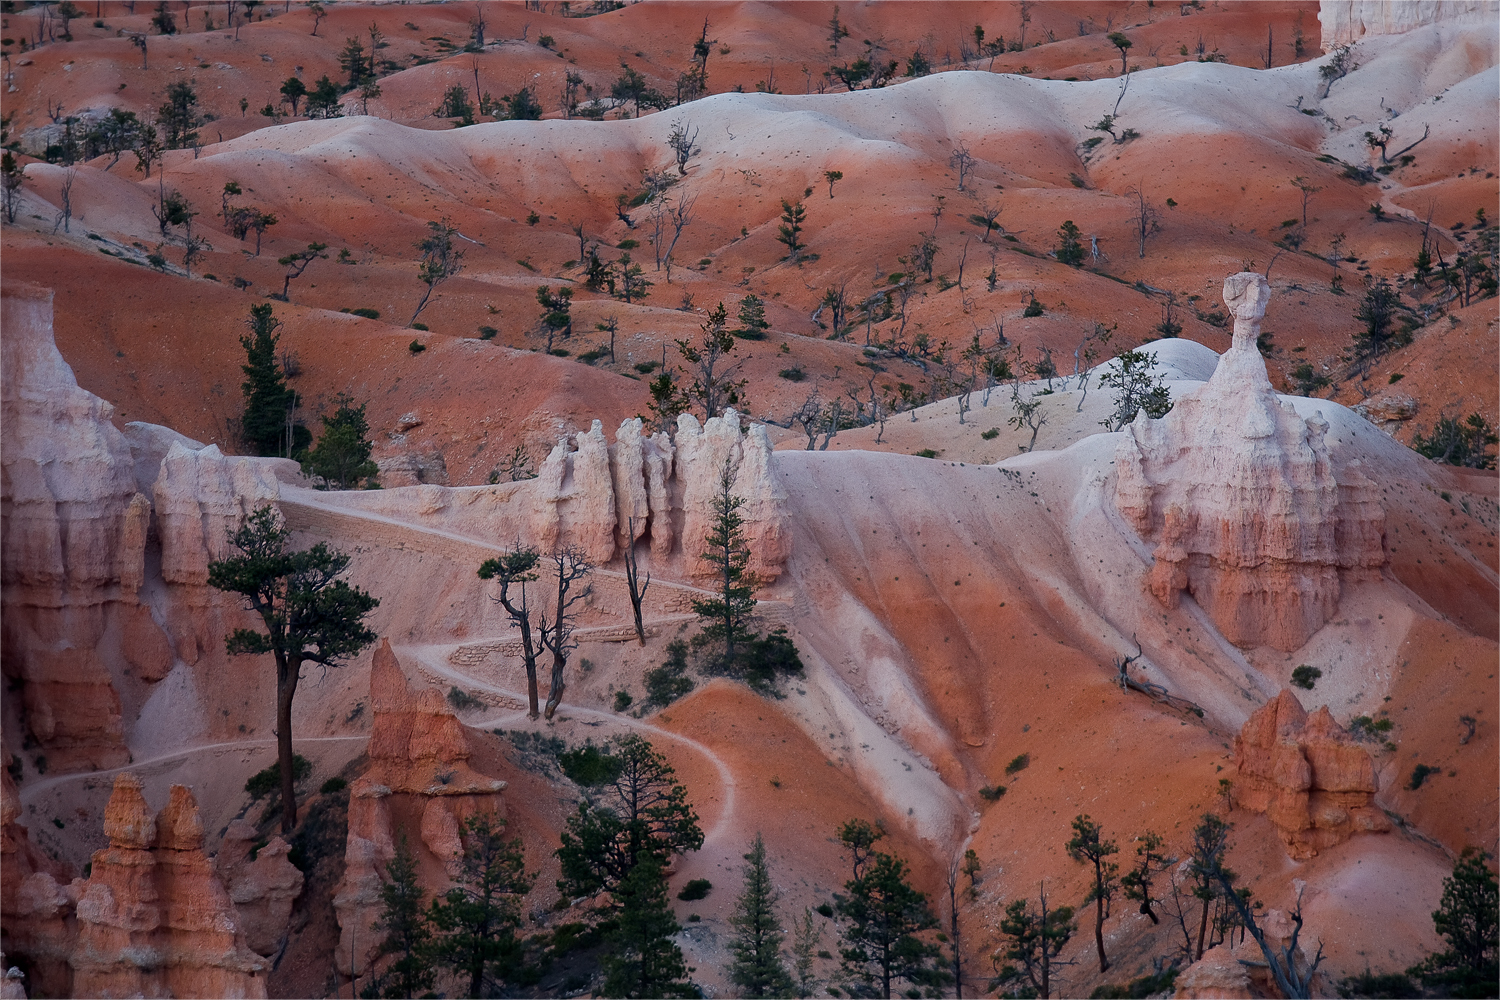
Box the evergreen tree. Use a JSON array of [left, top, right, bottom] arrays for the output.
[[835, 827, 946, 999], [158, 81, 200, 149], [208, 506, 378, 834], [371, 833, 435, 999], [691, 462, 758, 672], [306, 75, 344, 119], [427, 814, 533, 998], [736, 293, 770, 339], [992, 885, 1075, 1000], [777, 199, 806, 260], [729, 833, 794, 998], [1353, 277, 1411, 357], [556, 734, 703, 901], [239, 304, 302, 457], [791, 907, 824, 998], [1408, 848, 1499, 997], [1066, 814, 1120, 974], [339, 37, 371, 89], [503, 86, 544, 120], [601, 852, 697, 998], [1120, 830, 1173, 925], [301, 395, 378, 489], [1055, 219, 1085, 266], [280, 76, 308, 116], [536, 285, 574, 348]]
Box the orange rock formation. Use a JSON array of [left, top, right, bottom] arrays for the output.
[[71, 774, 267, 998], [1233, 689, 1390, 858]]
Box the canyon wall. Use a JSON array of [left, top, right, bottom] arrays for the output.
[[1113, 273, 1386, 651], [1319, 0, 1500, 49]]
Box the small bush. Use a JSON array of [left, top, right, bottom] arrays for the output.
[[978, 785, 1006, 802], [246, 754, 312, 801], [558, 740, 623, 786], [1407, 763, 1438, 790], [320, 776, 348, 794], [1091, 967, 1180, 998], [478, 325, 497, 340], [778, 366, 806, 381], [613, 690, 633, 712], [1023, 297, 1044, 317], [411, 322, 429, 331], [1290, 665, 1322, 690], [1165, 197, 1177, 207], [815, 902, 834, 918], [33, 756, 47, 776], [538, 34, 555, 48], [617, 238, 639, 249], [342, 307, 380, 319], [577, 348, 609, 364], [645, 640, 695, 708], [634, 360, 660, 374], [526, 211, 540, 226], [447, 686, 485, 711], [677, 878, 712, 901], [1348, 716, 1394, 741], [1004, 753, 1030, 775], [981, 427, 1000, 440], [1336, 970, 1417, 998], [915, 448, 939, 459], [549, 348, 571, 357]]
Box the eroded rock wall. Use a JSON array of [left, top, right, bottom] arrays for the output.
[[1319, 0, 1500, 49], [1113, 273, 1386, 651], [1, 285, 149, 771], [1232, 690, 1389, 858]]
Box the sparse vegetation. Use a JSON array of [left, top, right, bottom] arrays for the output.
[[1290, 665, 1322, 690]]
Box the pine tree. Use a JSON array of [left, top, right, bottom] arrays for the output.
[[1408, 848, 1499, 996], [736, 293, 770, 339], [992, 884, 1075, 1000], [691, 461, 758, 672], [1066, 814, 1120, 974], [601, 852, 697, 998], [427, 814, 533, 998], [239, 304, 301, 458], [834, 821, 946, 999], [301, 395, 378, 489], [791, 907, 823, 998], [777, 199, 807, 260], [371, 833, 434, 999], [1055, 219, 1085, 266], [729, 833, 794, 998]]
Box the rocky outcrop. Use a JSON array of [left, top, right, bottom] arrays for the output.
[[71, 774, 267, 998], [1319, 0, 1500, 48], [675, 410, 791, 581], [1233, 689, 1390, 859], [1352, 393, 1417, 435], [1174, 944, 1252, 999], [333, 640, 506, 976], [1, 750, 75, 998], [1113, 273, 1386, 652], [214, 820, 303, 957], [519, 411, 787, 580], [1, 284, 150, 771], [152, 441, 285, 588]]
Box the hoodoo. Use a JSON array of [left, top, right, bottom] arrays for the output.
[[1114, 273, 1388, 651]]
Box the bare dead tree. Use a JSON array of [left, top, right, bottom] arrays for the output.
[[949, 141, 976, 191], [624, 516, 650, 645], [663, 192, 697, 276], [538, 546, 592, 719], [1129, 187, 1161, 258], [52, 167, 75, 234]]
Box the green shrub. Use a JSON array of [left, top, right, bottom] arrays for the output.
[[411, 322, 428, 331], [634, 360, 660, 374], [979, 785, 1006, 802], [815, 902, 834, 918], [1290, 665, 1322, 690], [981, 427, 1000, 440], [613, 690, 633, 712], [1004, 753, 1030, 775], [526, 211, 540, 225], [558, 740, 623, 786], [408, 340, 427, 354], [342, 307, 380, 319], [915, 448, 939, 459], [644, 640, 695, 708], [1023, 296, 1044, 317], [1408, 763, 1439, 790], [245, 754, 312, 801], [577, 348, 609, 364], [549, 348, 571, 357], [778, 366, 806, 381], [617, 238, 639, 249], [447, 686, 484, 711], [1336, 970, 1417, 998], [1090, 967, 1180, 998], [1349, 716, 1394, 741], [677, 878, 712, 901], [478, 325, 497, 340], [739, 628, 804, 696], [320, 776, 348, 795]]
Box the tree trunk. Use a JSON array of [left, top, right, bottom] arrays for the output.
[[1196, 895, 1211, 960], [543, 571, 567, 719], [276, 656, 301, 836], [1095, 895, 1109, 973]]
